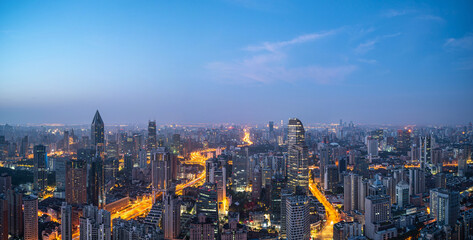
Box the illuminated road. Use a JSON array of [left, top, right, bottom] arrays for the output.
[[309, 174, 340, 240], [72, 148, 214, 240]]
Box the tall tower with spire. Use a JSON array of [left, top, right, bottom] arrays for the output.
[[91, 110, 105, 155]]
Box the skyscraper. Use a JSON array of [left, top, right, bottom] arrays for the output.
[[0, 173, 11, 194], [0, 196, 7, 240], [61, 202, 73, 240], [196, 183, 218, 224], [286, 195, 310, 240], [23, 195, 38, 240], [344, 173, 361, 212], [395, 180, 410, 208], [79, 205, 111, 240], [66, 160, 87, 205], [151, 148, 172, 201], [287, 118, 308, 193], [33, 144, 47, 193], [164, 190, 181, 240], [408, 168, 425, 196], [91, 110, 105, 155], [7, 189, 23, 238], [87, 156, 105, 208], [147, 121, 157, 155], [419, 136, 432, 166], [430, 188, 460, 227]]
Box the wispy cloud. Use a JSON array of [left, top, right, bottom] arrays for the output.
[[357, 58, 377, 64], [355, 33, 401, 54], [417, 14, 444, 22], [207, 30, 357, 84], [444, 33, 473, 50], [382, 9, 413, 18], [245, 30, 337, 52]]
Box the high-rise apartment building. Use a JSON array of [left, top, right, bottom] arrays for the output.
[[364, 195, 397, 240], [61, 202, 73, 240], [164, 190, 180, 240], [430, 188, 460, 227], [79, 205, 111, 240], [0, 196, 7, 240], [286, 195, 310, 240], [7, 189, 23, 238], [190, 214, 215, 240], [287, 118, 308, 193], [66, 160, 87, 205], [34, 144, 48, 192], [408, 168, 425, 196], [23, 195, 38, 240], [151, 148, 173, 201]]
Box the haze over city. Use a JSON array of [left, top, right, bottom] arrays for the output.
[[1, 1, 472, 125]]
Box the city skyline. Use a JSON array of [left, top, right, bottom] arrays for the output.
[[1, 1, 472, 125]]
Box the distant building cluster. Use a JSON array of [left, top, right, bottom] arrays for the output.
[[0, 113, 472, 239]]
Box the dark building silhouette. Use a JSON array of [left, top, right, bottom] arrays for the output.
[[33, 144, 47, 192], [66, 160, 87, 205], [91, 110, 105, 156]]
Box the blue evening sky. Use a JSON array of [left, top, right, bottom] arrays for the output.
[[1, 1, 472, 125]]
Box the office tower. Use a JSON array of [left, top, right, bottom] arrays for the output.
[[279, 189, 293, 238], [408, 168, 425, 196], [33, 144, 48, 192], [146, 121, 157, 161], [324, 164, 338, 192], [0, 174, 11, 194], [190, 214, 215, 240], [124, 154, 133, 177], [23, 195, 38, 240], [269, 121, 274, 133], [196, 183, 218, 223], [270, 175, 284, 226], [7, 189, 23, 238], [333, 221, 363, 240], [91, 110, 105, 155], [252, 166, 262, 200], [66, 160, 87, 205], [344, 173, 361, 212], [432, 148, 442, 166], [0, 196, 7, 240], [395, 180, 410, 208], [459, 144, 472, 177], [435, 173, 447, 189], [367, 137, 378, 157], [419, 136, 432, 166], [364, 195, 396, 240], [64, 130, 70, 153], [54, 157, 67, 193], [214, 165, 226, 215], [106, 141, 119, 160], [80, 205, 111, 240], [151, 148, 172, 201], [286, 195, 310, 240], [231, 152, 248, 192], [221, 218, 247, 240], [88, 156, 105, 208], [287, 118, 308, 193], [430, 188, 460, 227], [171, 134, 181, 155], [383, 176, 395, 204], [368, 177, 387, 196], [164, 190, 180, 240], [61, 202, 73, 240], [319, 147, 330, 183], [358, 179, 369, 212], [397, 129, 411, 152], [20, 136, 28, 157]]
